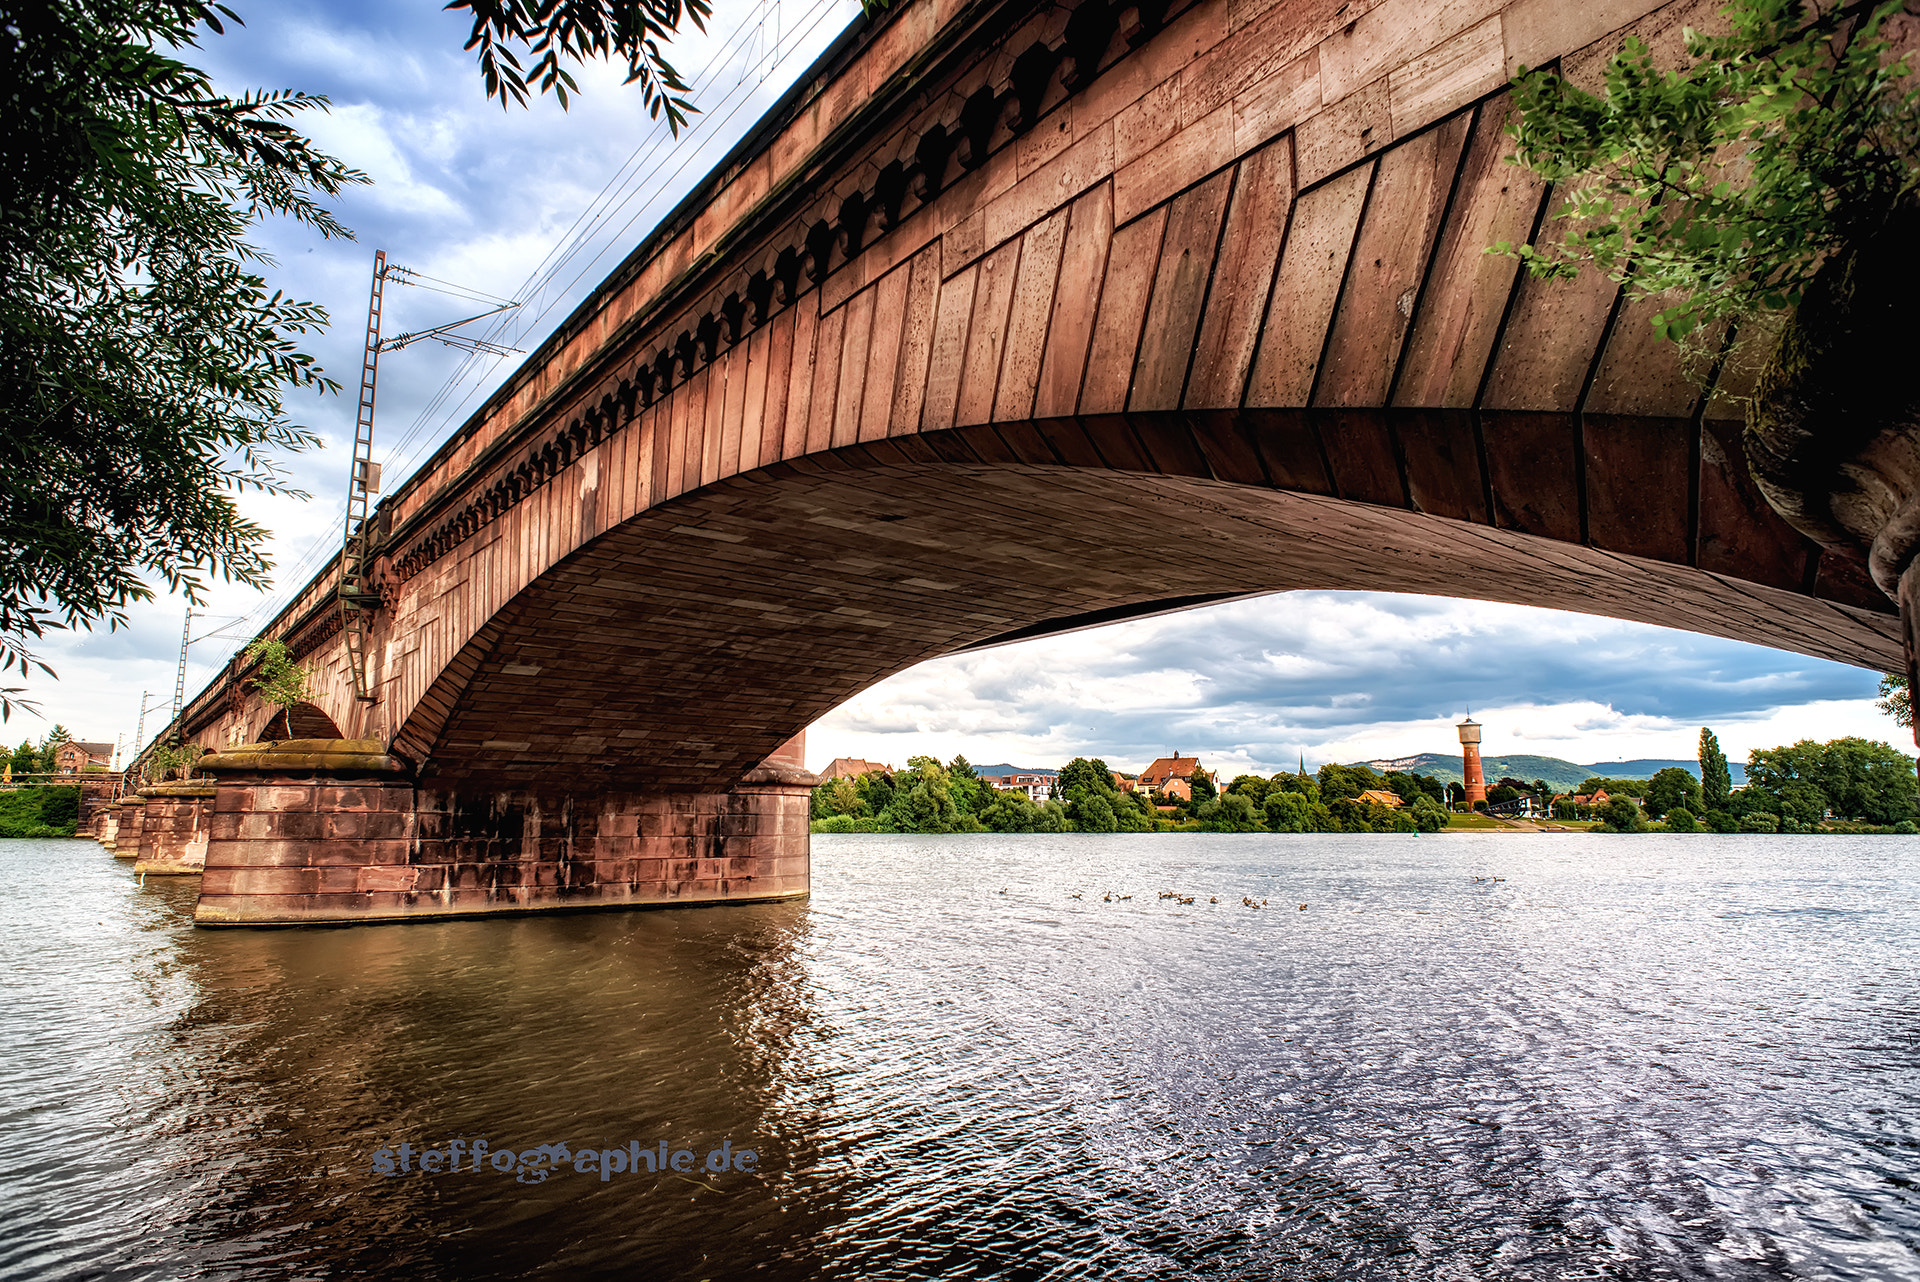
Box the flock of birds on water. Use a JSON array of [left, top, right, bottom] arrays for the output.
[[1005, 889, 1313, 909], [992, 875, 1510, 910]]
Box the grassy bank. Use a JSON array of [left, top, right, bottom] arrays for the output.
[[0, 786, 81, 837]]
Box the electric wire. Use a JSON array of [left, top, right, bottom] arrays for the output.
[[248, 0, 834, 623], [381, 0, 847, 478], [218, 0, 857, 659]]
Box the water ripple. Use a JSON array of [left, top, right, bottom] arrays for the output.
[[0, 833, 1916, 1278]]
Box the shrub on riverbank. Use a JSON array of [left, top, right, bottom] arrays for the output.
[[0, 786, 80, 837]]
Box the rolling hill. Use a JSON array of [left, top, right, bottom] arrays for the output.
[[1354, 753, 1745, 789], [968, 763, 1059, 780]]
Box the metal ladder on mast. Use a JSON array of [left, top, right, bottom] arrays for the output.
[[169, 609, 192, 741], [336, 250, 520, 705], [339, 252, 387, 703]]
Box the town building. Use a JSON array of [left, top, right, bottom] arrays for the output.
[[821, 757, 893, 780], [1137, 755, 1205, 802], [1356, 789, 1403, 808], [52, 740, 114, 773], [983, 772, 1054, 803]]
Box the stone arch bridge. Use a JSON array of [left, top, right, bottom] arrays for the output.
[[132, 0, 1899, 924]]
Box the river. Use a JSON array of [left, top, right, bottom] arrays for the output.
[[1, 832, 1915, 1279]]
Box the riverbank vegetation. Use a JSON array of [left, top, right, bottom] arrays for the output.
[[0, 786, 80, 837], [810, 759, 1452, 834], [1606, 732, 1919, 834], [812, 727, 1918, 836]]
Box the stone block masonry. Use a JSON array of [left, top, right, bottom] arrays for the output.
[[192, 737, 813, 927], [133, 783, 216, 876], [112, 797, 146, 861]]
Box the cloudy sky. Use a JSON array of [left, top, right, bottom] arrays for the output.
[[20, 0, 1904, 775]]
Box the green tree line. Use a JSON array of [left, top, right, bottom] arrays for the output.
[[814, 729, 1920, 838], [812, 758, 1452, 834], [1564, 729, 1918, 834]]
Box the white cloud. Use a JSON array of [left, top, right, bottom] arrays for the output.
[[804, 593, 1903, 776], [298, 104, 466, 221]]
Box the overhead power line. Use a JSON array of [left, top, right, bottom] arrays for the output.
[[224, 0, 859, 655]]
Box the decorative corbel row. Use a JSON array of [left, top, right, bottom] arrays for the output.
[[389, 0, 1177, 585]]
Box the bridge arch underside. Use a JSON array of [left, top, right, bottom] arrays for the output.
[[391, 413, 1899, 795]]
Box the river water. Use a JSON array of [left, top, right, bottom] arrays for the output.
[[2, 832, 1916, 1280]]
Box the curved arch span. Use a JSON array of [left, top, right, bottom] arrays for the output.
[[256, 702, 345, 742], [388, 428, 1898, 792]]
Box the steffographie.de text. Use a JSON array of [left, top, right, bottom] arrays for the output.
[[370, 1138, 760, 1184]]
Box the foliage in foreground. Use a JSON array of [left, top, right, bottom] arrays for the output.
[[451, 0, 713, 131], [1879, 672, 1912, 728], [1498, 0, 1920, 344], [3, 1, 367, 719], [6, 1, 719, 722]]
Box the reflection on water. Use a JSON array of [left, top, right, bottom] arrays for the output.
[[2, 832, 1917, 1279]]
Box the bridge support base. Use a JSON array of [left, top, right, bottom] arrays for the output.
[[132, 783, 216, 876], [191, 739, 814, 927], [112, 797, 145, 861]]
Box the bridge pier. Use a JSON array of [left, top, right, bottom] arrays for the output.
[[111, 796, 145, 861], [132, 783, 215, 876], [191, 737, 814, 927], [94, 804, 119, 851]]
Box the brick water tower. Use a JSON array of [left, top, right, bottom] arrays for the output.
[[1458, 716, 1488, 808]]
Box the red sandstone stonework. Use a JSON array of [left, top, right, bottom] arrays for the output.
[[133, 783, 216, 876], [192, 736, 813, 927], [146, 0, 1920, 924], [112, 797, 146, 861]]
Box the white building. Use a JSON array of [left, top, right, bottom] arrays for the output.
[[983, 772, 1054, 803]]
